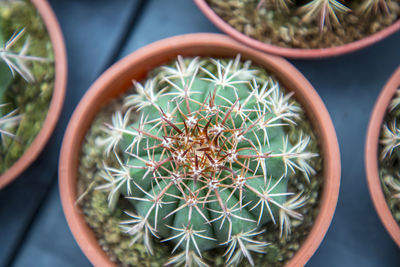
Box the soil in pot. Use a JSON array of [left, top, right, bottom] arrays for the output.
[[378, 88, 400, 226], [205, 0, 400, 49], [0, 0, 54, 173], [76, 56, 323, 266]]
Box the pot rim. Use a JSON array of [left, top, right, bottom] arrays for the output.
[[59, 33, 340, 267], [193, 0, 400, 59], [0, 0, 67, 188], [365, 66, 400, 247]]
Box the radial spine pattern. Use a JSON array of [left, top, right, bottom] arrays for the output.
[[98, 55, 317, 266]]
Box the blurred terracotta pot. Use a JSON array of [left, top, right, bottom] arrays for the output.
[[194, 0, 400, 59], [59, 33, 340, 266], [0, 0, 67, 188], [366, 66, 400, 247]]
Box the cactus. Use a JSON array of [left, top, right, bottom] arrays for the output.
[[98, 55, 318, 266], [380, 88, 400, 201], [256, 0, 351, 31], [0, 0, 54, 173], [297, 0, 351, 31], [358, 0, 390, 15], [258, 0, 351, 31], [0, 27, 48, 163], [0, 29, 28, 140], [255, 0, 391, 31]]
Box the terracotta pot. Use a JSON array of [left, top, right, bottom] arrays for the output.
[[0, 0, 67, 188], [365, 66, 400, 247], [59, 33, 340, 266], [194, 0, 400, 59]]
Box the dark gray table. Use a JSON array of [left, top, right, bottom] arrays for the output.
[[0, 0, 399, 266]]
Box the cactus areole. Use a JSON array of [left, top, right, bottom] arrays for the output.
[[97, 55, 317, 266]]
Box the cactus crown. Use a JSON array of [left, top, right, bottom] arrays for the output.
[[98, 55, 318, 266]]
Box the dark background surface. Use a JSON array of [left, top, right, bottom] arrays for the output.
[[0, 0, 399, 266]]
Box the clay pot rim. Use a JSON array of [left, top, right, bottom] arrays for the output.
[[0, 0, 67, 188], [193, 0, 400, 59], [365, 66, 400, 247], [59, 33, 340, 267]]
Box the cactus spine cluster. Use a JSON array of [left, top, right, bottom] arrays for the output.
[[257, 0, 389, 31], [380, 88, 400, 200], [98, 55, 317, 266]]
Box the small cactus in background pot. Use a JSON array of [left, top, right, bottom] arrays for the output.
[[380, 88, 400, 213], [97, 55, 318, 266], [200, 0, 400, 53], [0, 28, 47, 143], [0, 0, 58, 179]]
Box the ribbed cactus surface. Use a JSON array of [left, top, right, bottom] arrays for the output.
[[99, 56, 316, 266]]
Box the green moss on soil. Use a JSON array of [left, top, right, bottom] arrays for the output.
[[0, 0, 54, 173], [206, 0, 400, 49], [77, 58, 323, 266]]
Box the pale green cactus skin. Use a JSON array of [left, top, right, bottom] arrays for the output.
[[99, 56, 316, 266]]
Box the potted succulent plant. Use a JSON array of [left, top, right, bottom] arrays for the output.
[[366, 66, 400, 247], [0, 0, 66, 188], [194, 0, 400, 58], [59, 34, 340, 266]]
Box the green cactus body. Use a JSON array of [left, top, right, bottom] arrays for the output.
[[0, 0, 54, 173], [0, 31, 13, 107], [99, 56, 316, 266]]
